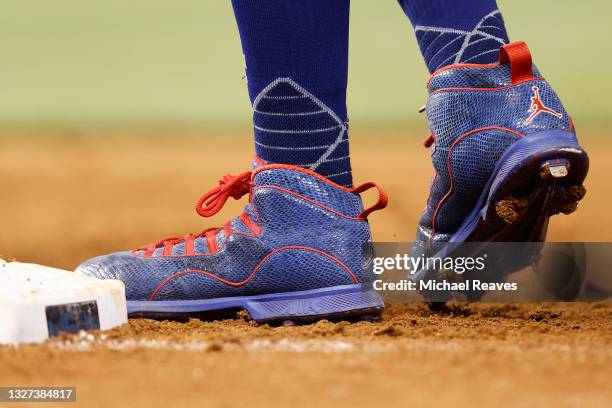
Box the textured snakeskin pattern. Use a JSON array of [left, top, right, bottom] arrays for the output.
[[76, 166, 374, 301], [416, 61, 571, 252]]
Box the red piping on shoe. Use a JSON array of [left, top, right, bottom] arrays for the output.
[[147, 245, 359, 300], [254, 185, 368, 221], [427, 62, 500, 86], [253, 164, 355, 192], [429, 126, 525, 247]]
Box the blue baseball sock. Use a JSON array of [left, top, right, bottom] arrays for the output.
[[398, 0, 510, 73], [231, 0, 353, 187]]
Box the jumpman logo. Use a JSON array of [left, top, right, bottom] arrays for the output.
[[525, 85, 563, 124]]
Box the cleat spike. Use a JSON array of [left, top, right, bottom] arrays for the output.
[[540, 159, 570, 180], [550, 185, 586, 216], [558, 201, 579, 215], [495, 196, 529, 224], [556, 185, 587, 204], [281, 320, 295, 326], [548, 165, 569, 178]]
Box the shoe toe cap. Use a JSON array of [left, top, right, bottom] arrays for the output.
[[75, 252, 134, 280], [76, 252, 160, 300]]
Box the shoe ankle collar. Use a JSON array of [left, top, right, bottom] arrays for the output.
[[252, 164, 388, 219], [426, 41, 539, 91]]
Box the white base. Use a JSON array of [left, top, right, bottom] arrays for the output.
[[0, 259, 127, 345]]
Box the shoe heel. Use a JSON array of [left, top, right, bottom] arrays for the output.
[[453, 130, 589, 243], [244, 284, 384, 324]]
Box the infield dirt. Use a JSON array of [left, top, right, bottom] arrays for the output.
[[0, 130, 611, 407]]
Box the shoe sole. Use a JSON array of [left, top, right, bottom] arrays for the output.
[[126, 284, 384, 324], [416, 130, 588, 304], [452, 129, 589, 243]]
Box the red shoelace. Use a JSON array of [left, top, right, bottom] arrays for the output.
[[137, 171, 252, 256]]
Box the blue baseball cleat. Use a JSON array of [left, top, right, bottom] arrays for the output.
[[76, 164, 387, 323], [415, 41, 588, 257]]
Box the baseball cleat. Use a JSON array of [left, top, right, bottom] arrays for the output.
[[76, 164, 387, 324], [414, 40, 588, 258]]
